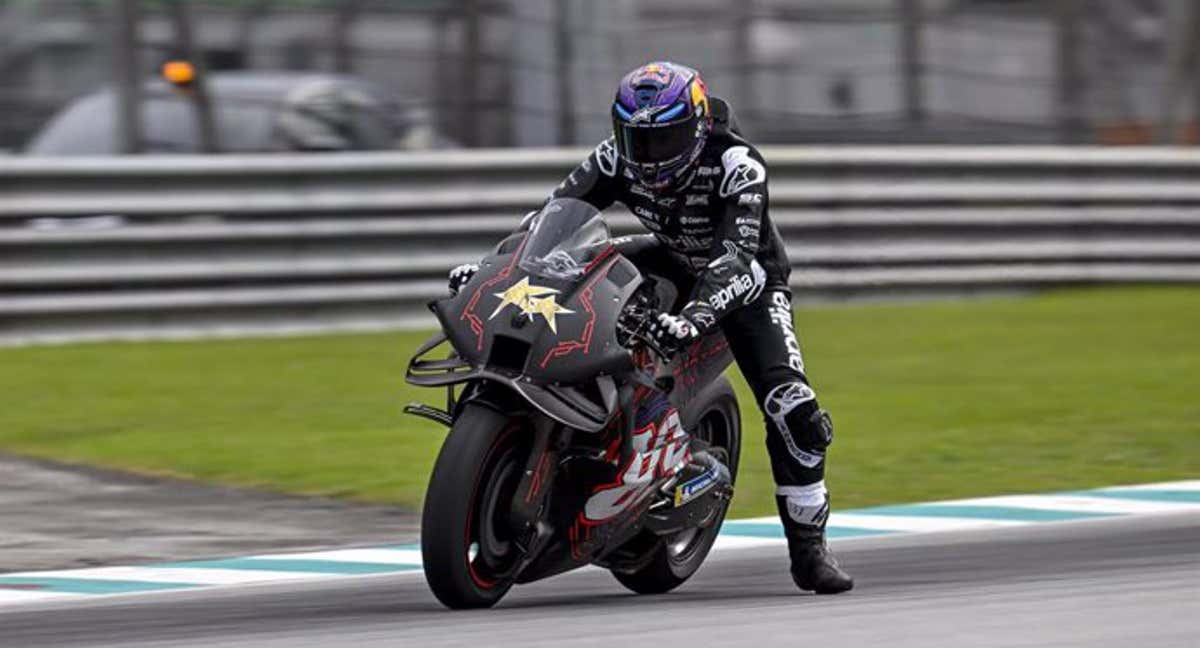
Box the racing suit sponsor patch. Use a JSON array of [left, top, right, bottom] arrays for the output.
[[768, 291, 805, 372], [660, 233, 709, 251], [708, 260, 765, 311], [633, 205, 659, 223]]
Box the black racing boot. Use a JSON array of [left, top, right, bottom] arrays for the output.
[[776, 482, 854, 594], [786, 525, 854, 594]]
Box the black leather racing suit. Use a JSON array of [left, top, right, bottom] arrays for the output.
[[543, 99, 837, 532]]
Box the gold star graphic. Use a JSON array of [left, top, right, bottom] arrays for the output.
[[525, 294, 574, 333], [489, 276, 574, 332]]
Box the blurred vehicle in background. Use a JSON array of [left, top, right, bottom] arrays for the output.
[[24, 72, 456, 155]]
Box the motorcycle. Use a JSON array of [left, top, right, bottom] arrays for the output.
[[405, 198, 740, 609]]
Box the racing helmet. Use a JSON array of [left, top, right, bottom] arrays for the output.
[[612, 62, 712, 191]]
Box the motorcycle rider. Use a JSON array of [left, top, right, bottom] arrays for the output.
[[450, 62, 853, 594]]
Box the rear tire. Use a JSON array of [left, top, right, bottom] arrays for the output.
[[421, 403, 529, 609], [611, 377, 741, 595]]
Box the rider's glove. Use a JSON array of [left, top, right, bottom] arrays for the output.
[[448, 263, 479, 295], [646, 312, 701, 357]]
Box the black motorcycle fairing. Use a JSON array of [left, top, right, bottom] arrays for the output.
[[415, 247, 645, 432], [665, 331, 735, 411], [407, 330, 624, 432], [440, 251, 642, 380], [511, 379, 652, 583]]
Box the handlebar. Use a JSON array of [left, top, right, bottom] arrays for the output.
[[616, 287, 671, 362]]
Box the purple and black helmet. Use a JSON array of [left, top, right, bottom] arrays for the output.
[[612, 61, 712, 190]]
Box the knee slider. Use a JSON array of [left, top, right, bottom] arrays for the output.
[[804, 409, 834, 450], [764, 382, 834, 468]]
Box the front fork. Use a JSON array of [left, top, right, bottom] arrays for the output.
[[507, 414, 570, 575]]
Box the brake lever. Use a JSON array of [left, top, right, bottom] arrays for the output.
[[629, 329, 671, 363], [618, 294, 672, 363], [617, 317, 671, 363]]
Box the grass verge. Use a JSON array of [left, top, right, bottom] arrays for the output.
[[1, 286, 1197, 519]]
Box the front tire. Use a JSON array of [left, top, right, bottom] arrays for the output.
[[421, 403, 529, 609], [611, 377, 741, 595]]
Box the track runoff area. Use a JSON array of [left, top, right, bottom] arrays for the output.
[[0, 480, 1197, 607]]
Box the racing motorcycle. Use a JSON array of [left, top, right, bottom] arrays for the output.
[[405, 198, 741, 609]]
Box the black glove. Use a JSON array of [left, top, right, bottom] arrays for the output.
[[448, 263, 479, 295], [645, 312, 701, 357]]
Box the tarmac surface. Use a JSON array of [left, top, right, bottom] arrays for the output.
[[2, 512, 1196, 647], [0, 454, 419, 572]]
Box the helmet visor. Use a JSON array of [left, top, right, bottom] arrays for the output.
[[613, 112, 699, 165]]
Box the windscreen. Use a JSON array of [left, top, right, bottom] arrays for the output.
[[518, 198, 610, 279]]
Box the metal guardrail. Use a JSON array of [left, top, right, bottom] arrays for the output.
[[3, 146, 1200, 344]]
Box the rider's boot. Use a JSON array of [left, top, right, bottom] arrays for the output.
[[777, 481, 854, 594]]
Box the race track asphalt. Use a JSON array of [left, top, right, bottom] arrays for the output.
[[2, 513, 1196, 647]]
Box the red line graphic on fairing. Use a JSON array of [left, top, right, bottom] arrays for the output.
[[460, 236, 527, 351], [672, 336, 730, 388], [538, 255, 617, 368], [525, 451, 551, 504]]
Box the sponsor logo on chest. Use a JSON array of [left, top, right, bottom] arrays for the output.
[[658, 232, 710, 251], [633, 205, 664, 232]]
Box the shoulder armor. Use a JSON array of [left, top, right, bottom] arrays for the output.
[[595, 138, 618, 178], [718, 145, 766, 198]]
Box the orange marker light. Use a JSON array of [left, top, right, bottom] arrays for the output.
[[162, 60, 196, 86]]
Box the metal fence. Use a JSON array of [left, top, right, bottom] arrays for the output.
[[3, 146, 1200, 344], [6, 1, 1200, 151]]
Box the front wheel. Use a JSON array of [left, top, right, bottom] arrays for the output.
[[611, 376, 741, 595], [421, 403, 529, 609]]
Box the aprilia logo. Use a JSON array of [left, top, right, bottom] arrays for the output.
[[768, 291, 805, 372], [709, 273, 756, 311]]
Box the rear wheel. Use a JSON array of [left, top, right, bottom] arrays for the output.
[[611, 377, 741, 594], [421, 403, 529, 609]]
